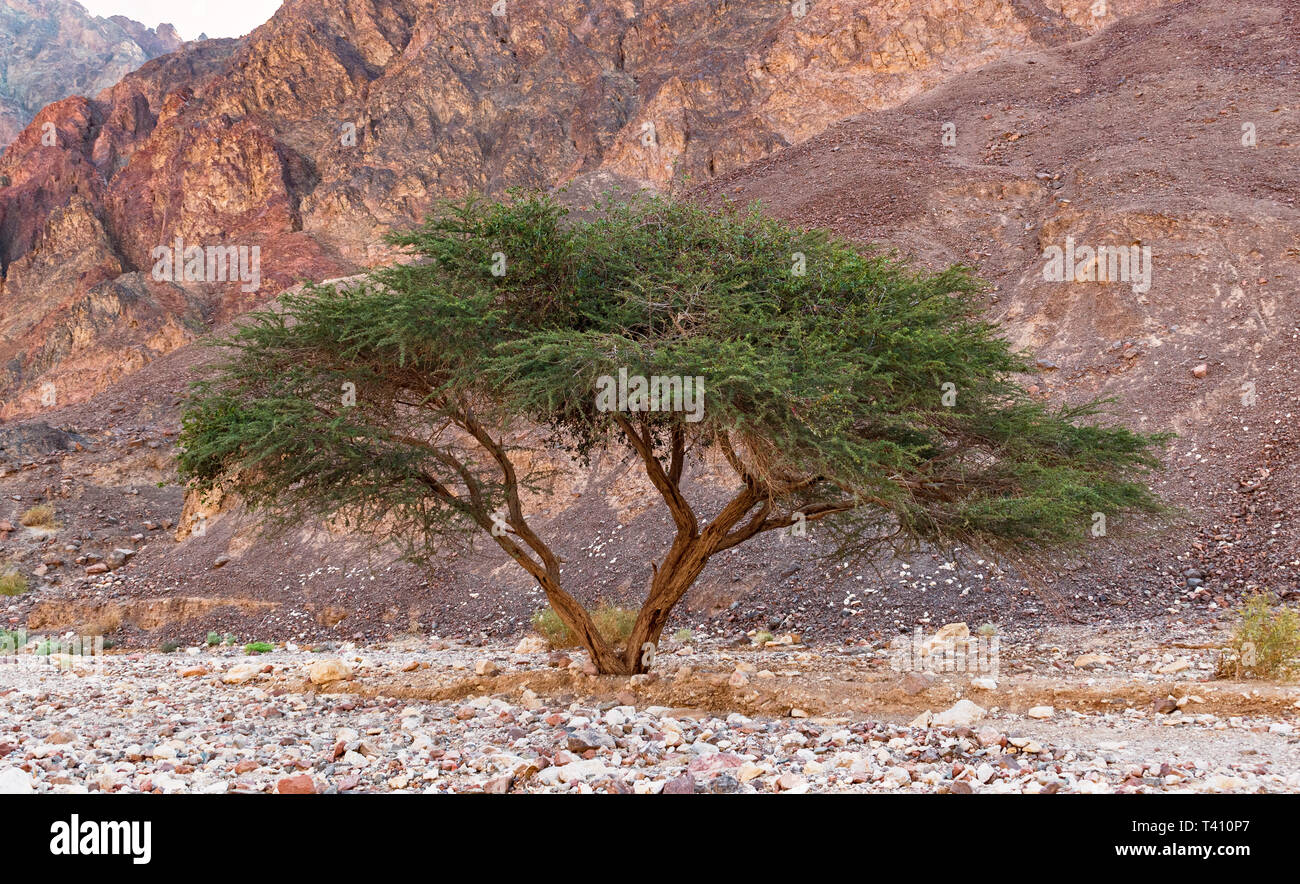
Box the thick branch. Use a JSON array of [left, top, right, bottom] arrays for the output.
[[614, 414, 697, 538]]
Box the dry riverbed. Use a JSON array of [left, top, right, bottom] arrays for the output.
[[1, 624, 1297, 794]]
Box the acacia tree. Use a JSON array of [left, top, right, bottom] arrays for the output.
[[179, 194, 1167, 675]]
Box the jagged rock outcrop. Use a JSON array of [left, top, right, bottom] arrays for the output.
[[0, 0, 1171, 417], [0, 0, 181, 145]]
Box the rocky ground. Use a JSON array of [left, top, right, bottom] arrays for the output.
[[1, 624, 1296, 794]]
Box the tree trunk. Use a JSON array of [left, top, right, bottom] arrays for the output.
[[538, 554, 709, 676], [538, 575, 630, 675], [621, 541, 713, 674]]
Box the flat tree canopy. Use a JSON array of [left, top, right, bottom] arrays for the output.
[[179, 194, 1168, 674]]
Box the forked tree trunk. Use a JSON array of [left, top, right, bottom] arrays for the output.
[[514, 420, 789, 676], [542, 549, 710, 676], [537, 574, 630, 675], [541, 539, 715, 676]]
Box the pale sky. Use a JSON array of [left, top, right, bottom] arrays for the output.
[[77, 1, 284, 40]]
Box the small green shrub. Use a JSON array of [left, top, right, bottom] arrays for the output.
[[244, 641, 275, 655], [1219, 593, 1300, 680], [160, 641, 179, 654], [206, 631, 221, 647], [0, 571, 28, 597], [673, 628, 695, 643], [752, 630, 774, 647], [976, 623, 999, 637], [531, 604, 637, 649]]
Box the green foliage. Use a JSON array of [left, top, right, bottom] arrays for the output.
[[206, 631, 222, 647], [752, 630, 774, 647], [1219, 593, 1300, 680], [160, 641, 180, 654], [532, 604, 637, 649], [244, 641, 276, 655], [673, 628, 695, 643], [179, 192, 1168, 576], [0, 571, 27, 597]]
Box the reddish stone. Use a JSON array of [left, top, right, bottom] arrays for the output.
[[663, 774, 695, 794], [276, 774, 315, 794]]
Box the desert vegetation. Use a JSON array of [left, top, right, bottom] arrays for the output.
[[180, 194, 1168, 675]]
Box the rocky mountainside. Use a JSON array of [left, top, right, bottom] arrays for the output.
[[696, 0, 1300, 601], [8, 0, 1297, 651], [0, 0, 181, 146], [0, 0, 1167, 418]]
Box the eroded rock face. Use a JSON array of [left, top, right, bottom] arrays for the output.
[[0, 0, 1170, 417], [0, 0, 182, 146]]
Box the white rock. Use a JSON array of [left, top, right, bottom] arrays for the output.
[[923, 622, 970, 655], [222, 663, 262, 685], [0, 767, 34, 794], [882, 767, 911, 788], [932, 699, 987, 728], [308, 659, 354, 684], [1202, 774, 1247, 792], [1027, 705, 1055, 719], [537, 758, 611, 785], [513, 635, 549, 654]]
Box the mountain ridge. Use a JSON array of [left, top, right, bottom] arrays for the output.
[[0, 0, 182, 146]]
